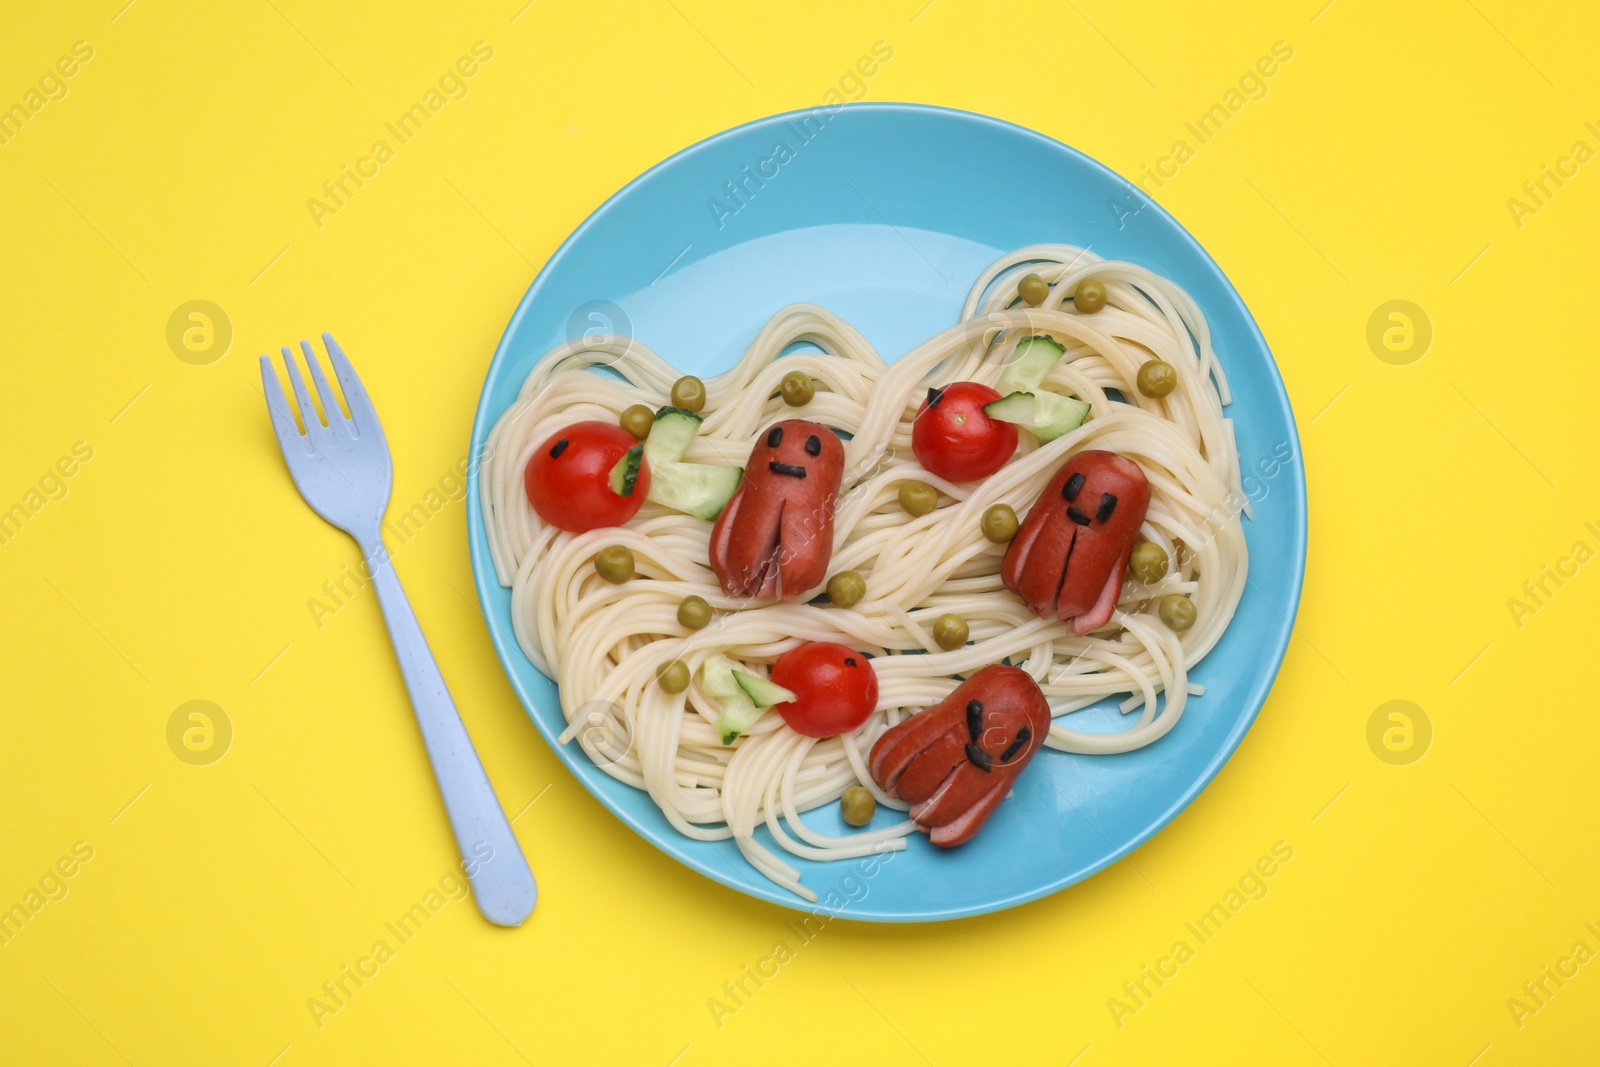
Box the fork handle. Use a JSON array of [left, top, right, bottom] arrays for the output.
[[361, 537, 537, 926]]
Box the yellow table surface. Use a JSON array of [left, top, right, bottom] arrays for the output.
[[3, 1, 1595, 1063]]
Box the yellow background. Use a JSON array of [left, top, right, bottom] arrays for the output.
[[1, 0, 1595, 1063]]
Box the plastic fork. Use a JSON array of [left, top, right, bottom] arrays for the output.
[[259, 333, 536, 926]]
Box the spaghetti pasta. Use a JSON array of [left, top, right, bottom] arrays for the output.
[[480, 245, 1248, 900]]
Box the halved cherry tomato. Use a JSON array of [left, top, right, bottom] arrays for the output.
[[911, 381, 1017, 482], [524, 421, 650, 533], [770, 641, 879, 738]]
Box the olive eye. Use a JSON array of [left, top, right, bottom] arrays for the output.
[[766, 426, 783, 447], [1000, 726, 1031, 762], [1096, 493, 1117, 523], [1063, 472, 1084, 501], [805, 434, 821, 456]]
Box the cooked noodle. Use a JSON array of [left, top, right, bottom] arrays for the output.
[[480, 245, 1248, 900]]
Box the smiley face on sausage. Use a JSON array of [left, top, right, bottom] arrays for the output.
[[709, 419, 844, 600], [1002, 449, 1151, 634]]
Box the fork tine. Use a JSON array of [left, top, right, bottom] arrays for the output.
[[300, 339, 348, 429], [321, 332, 380, 436], [260, 355, 309, 455], [281, 346, 326, 437]]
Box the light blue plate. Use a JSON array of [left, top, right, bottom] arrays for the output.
[[468, 103, 1306, 922]]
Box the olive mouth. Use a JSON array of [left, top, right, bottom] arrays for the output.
[[768, 461, 807, 478]]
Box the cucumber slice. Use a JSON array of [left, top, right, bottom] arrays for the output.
[[715, 702, 764, 746], [984, 390, 1090, 443], [701, 654, 768, 745], [700, 654, 743, 700], [644, 407, 703, 465], [732, 669, 797, 709], [648, 461, 743, 521], [606, 443, 645, 497], [997, 336, 1066, 395], [638, 408, 740, 520]]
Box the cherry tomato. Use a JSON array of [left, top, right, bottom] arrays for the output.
[[771, 641, 879, 738], [911, 381, 1017, 482], [524, 421, 650, 532]]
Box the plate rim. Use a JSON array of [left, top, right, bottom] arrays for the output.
[[466, 101, 1307, 922]]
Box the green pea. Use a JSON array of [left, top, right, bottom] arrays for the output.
[[840, 786, 876, 827], [671, 375, 706, 413], [932, 613, 969, 650], [677, 595, 712, 630], [1136, 360, 1178, 398], [899, 481, 938, 517], [1130, 542, 1169, 584], [656, 659, 690, 694], [620, 404, 655, 441], [780, 371, 815, 407], [981, 503, 1019, 543], [1158, 594, 1196, 632], [1018, 272, 1050, 307], [1075, 278, 1107, 314], [827, 570, 866, 608], [595, 545, 634, 584]]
